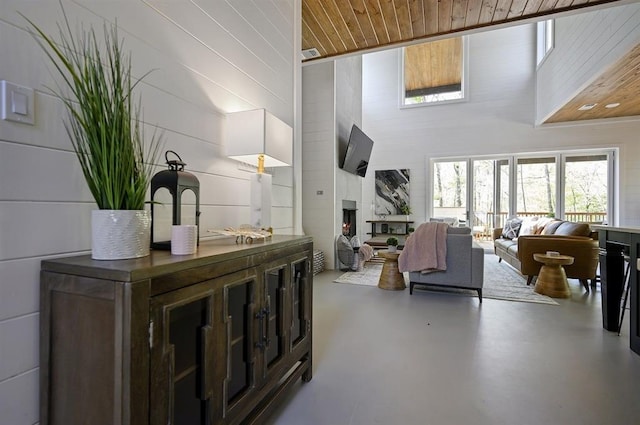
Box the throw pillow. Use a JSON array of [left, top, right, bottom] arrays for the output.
[[336, 235, 355, 268], [502, 218, 522, 239], [535, 217, 557, 234], [519, 216, 539, 236]]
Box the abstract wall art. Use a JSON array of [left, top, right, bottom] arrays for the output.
[[375, 169, 410, 215]]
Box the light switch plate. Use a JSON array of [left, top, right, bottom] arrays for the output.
[[12, 91, 28, 115], [1, 80, 35, 125]]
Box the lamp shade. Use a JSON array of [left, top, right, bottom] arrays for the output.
[[226, 109, 293, 167]]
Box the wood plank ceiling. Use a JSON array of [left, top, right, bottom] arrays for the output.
[[301, 0, 639, 123], [302, 0, 626, 61], [545, 42, 640, 122], [404, 38, 462, 96]]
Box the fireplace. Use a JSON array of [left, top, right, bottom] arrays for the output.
[[342, 200, 357, 238]]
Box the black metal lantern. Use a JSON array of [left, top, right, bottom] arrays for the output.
[[151, 150, 200, 250]]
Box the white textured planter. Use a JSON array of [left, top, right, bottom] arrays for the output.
[[91, 210, 151, 260], [387, 245, 397, 253]]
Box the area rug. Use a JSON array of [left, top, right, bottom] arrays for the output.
[[333, 254, 559, 305]]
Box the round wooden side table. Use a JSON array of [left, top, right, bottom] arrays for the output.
[[533, 253, 575, 298], [377, 250, 406, 290]]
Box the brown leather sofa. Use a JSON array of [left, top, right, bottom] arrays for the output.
[[493, 218, 599, 291]]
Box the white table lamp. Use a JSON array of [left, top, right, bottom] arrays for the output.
[[226, 109, 293, 228]]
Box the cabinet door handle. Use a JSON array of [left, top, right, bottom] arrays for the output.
[[225, 318, 232, 384], [278, 287, 286, 342], [199, 325, 213, 400], [264, 296, 271, 348], [167, 345, 175, 425], [255, 303, 266, 351], [303, 265, 311, 322], [248, 302, 256, 359]]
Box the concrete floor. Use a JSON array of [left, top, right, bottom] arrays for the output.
[[267, 255, 640, 425]]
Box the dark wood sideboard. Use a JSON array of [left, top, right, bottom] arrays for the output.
[[594, 226, 639, 355], [40, 235, 313, 425]]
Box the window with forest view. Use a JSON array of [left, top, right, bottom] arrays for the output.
[[431, 151, 613, 235], [433, 161, 467, 224], [564, 155, 608, 222], [517, 157, 556, 217]]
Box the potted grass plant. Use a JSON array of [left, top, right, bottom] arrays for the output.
[[24, 8, 162, 259], [386, 237, 399, 253]]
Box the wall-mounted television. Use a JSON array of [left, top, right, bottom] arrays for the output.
[[340, 124, 374, 177]]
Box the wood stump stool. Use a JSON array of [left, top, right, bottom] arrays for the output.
[[533, 253, 574, 298], [377, 250, 406, 290]]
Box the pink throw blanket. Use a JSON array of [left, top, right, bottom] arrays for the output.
[[398, 222, 448, 273], [354, 243, 374, 271], [358, 243, 374, 262]]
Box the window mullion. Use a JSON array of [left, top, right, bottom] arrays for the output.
[[557, 153, 565, 220]]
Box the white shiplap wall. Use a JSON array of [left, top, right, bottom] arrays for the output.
[[362, 23, 640, 228], [301, 56, 362, 270], [334, 56, 363, 263], [0, 0, 297, 423], [302, 62, 336, 267], [536, 3, 640, 123]]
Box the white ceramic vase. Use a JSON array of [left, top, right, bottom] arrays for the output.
[[91, 210, 151, 260], [387, 245, 397, 253]]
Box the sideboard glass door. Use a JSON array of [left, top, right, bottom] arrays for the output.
[[150, 283, 215, 425]]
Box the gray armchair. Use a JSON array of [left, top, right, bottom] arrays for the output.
[[407, 226, 485, 302]]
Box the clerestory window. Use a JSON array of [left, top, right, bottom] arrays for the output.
[[401, 37, 466, 107], [536, 19, 554, 66]]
